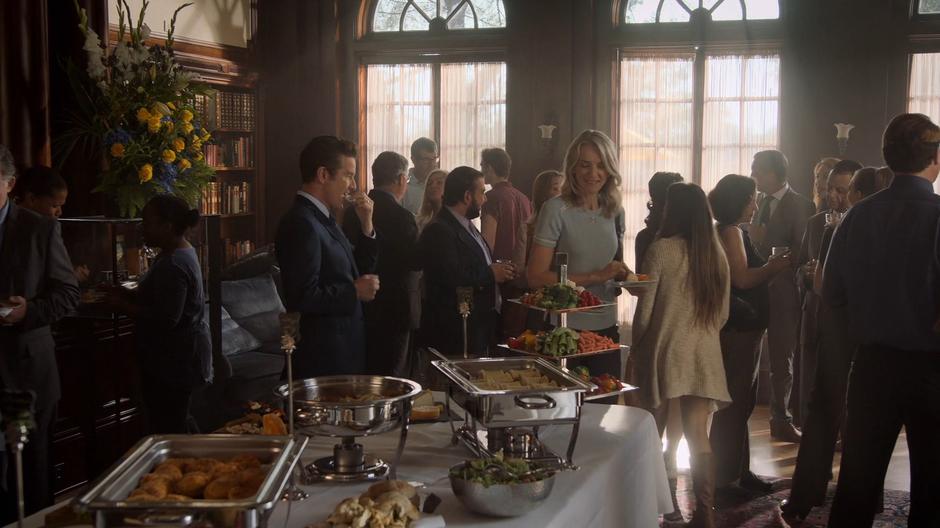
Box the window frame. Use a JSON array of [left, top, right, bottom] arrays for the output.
[[356, 1, 510, 188]]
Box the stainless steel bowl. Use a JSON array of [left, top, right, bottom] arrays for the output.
[[275, 375, 422, 438], [448, 463, 556, 517]]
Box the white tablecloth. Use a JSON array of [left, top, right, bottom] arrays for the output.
[[10, 403, 671, 528]]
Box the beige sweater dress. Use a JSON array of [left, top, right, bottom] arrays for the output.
[[631, 236, 732, 411]]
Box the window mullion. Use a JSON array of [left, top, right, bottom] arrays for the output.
[[433, 63, 442, 149], [692, 48, 706, 185]]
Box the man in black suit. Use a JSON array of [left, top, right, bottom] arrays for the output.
[[275, 136, 379, 378], [418, 166, 515, 356], [0, 145, 80, 522], [749, 150, 815, 445], [344, 151, 419, 376]]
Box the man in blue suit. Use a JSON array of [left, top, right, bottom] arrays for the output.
[[276, 136, 380, 377]]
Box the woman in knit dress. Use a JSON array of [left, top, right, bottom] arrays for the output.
[[630, 182, 731, 528]]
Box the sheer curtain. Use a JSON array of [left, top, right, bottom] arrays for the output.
[[365, 64, 434, 189], [908, 53, 940, 192], [617, 55, 694, 324], [440, 62, 507, 171], [701, 54, 780, 192]]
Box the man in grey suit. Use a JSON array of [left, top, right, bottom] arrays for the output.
[[0, 145, 80, 521], [749, 150, 815, 444]]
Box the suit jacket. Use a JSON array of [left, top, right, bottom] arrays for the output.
[[0, 204, 80, 411], [343, 189, 419, 333], [275, 195, 378, 378], [418, 208, 497, 356], [754, 188, 816, 260]]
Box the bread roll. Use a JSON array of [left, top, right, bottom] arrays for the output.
[[409, 405, 441, 421]]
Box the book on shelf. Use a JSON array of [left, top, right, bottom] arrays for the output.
[[200, 181, 252, 216], [194, 91, 255, 131], [205, 136, 254, 168], [224, 239, 254, 265]]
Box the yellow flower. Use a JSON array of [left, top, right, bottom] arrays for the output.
[[181, 109, 194, 123], [178, 159, 192, 170], [136, 107, 151, 123], [172, 137, 186, 152], [167, 102, 177, 111], [182, 122, 194, 135], [200, 130, 210, 142], [138, 164, 153, 183], [195, 152, 204, 161], [191, 137, 203, 150], [147, 116, 162, 133], [165, 121, 175, 133], [110, 143, 125, 158], [162, 149, 176, 163]]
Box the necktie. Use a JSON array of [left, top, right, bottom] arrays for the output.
[[756, 194, 775, 226]]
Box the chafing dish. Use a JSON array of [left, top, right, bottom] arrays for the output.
[[274, 375, 421, 437], [274, 375, 422, 482], [74, 434, 308, 528], [432, 357, 594, 468]]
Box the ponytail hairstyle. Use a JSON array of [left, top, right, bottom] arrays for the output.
[[146, 194, 200, 235], [658, 183, 728, 328]]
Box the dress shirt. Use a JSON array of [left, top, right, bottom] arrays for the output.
[[402, 168, 426, 215], [298, 191, 375, 238], [754, 182, 791, 225], [823, 174, 940, 351], [0, 198, 9, 252]]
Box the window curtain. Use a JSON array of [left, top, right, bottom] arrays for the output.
[[617, 55, 695, 324], [908, 53, 940, 192], [365, 64, 433, 189], [440, 62, 507, 171], [701, 54, 780, 192]]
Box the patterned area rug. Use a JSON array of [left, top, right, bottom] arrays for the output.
[[661, 474, 910, 528]]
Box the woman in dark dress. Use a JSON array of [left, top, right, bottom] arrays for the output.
[[707, 174, 790, 492], [634, 171, 683, 273], [108, 195, 211, 433]]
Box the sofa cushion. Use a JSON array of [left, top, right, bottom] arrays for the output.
[[222, 274, 285, 344], [220, 306, 262, 357]]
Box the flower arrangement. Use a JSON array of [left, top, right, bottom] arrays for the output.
[[67, 0, 214, 217]]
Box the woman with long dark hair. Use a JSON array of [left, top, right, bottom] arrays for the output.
[[107, 194, 212, 433], [630, 182, 730, 527], [707, 174, 790, 495], [635, 171, 683, 273]]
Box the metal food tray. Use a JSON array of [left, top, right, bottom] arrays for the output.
[[497, 343, 626, 361], [74, 434, 308, 528], [432, 357, 594, 428], [584, 383, 638, 402], [507, 298, 618, 314]]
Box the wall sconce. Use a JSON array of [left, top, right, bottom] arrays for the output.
[[834, 123, 854, 155], [538, 124, 557, 153]]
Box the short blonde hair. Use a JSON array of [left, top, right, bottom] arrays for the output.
[[560, 130, 622, 218]]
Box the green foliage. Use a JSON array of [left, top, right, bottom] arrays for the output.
[[67, 0, 215, 218]]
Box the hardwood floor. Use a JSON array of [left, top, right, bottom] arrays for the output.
[[670, 404, 911, 492]]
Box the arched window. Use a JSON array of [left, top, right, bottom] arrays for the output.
[[920, 0, 940, 14], [372, 0, 506, 32], [360, 1, 508, 191], [623, 0, 779, 23]]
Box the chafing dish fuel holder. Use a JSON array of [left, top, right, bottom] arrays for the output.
[[432, 357, 595, 468]]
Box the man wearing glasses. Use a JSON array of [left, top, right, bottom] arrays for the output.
[[402, 137, 439, 215]]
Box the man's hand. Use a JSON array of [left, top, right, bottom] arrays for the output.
[[490, 262, 516, 283], [349, 192, 374, 236], [0, 296, 27, 325], [355, 274, 380, 301]]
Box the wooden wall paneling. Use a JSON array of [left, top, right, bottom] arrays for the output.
[[0, 0, 52, 168]]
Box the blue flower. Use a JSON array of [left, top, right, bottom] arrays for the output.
[[104, 128, 132, 146], [157, 162, 178, 192]]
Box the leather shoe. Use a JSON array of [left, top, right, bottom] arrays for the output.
[[770, 421, 802, 443], [739, 471, 773, 493]]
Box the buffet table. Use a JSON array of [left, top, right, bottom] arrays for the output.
[[277, 402, 670, 528], [9, 402, 671, 528]]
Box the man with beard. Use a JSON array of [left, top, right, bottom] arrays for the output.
[[417, 166, 516, 356]]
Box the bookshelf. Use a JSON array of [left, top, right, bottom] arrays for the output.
[[195, 83, 263, 267]]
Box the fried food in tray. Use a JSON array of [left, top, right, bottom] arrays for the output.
[[474, 368, 560, 390], [125, 455, 266, 502]]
